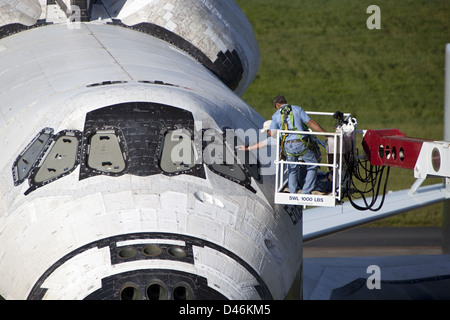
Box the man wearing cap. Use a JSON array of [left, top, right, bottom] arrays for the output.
[[268, 95, 326, 194], [237, 120, 274, 151]]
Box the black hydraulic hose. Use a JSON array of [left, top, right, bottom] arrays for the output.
[[346, 156, 391, 211]]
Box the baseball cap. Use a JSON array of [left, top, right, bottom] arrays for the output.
[[260, 120, 272, 133]]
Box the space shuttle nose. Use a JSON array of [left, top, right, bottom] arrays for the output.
[[0, 0, 42, 26], [0, 0, 299, 301]]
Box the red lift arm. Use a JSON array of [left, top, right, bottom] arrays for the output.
[[362, 128, 450, 189], [362, 129, 431, 170]]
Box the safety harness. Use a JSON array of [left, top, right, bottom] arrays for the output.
[[280, 105, 319, 158]]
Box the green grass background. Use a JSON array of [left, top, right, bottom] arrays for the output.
[[235, 0, 450, 226]]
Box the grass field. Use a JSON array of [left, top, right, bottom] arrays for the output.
[[235, 0, 450, 226]]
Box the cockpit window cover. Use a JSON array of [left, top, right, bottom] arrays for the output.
[[12, 127, 54, 186], [159, 128, 199, 174], [87, 129, 127, 174], [202, 129, 256, 193], [26, 130, 82, 195], [222, 126, 262, 184]]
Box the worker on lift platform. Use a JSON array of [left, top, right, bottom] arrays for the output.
[[268, 95, 327, 194]]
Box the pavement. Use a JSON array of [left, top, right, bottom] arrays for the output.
[[302, 227, 450, 299], [303, 226, 444, 257]]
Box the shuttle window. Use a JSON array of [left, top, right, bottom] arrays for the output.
[[33, 131, 80, 184], [203, 130, 247, 183], [87, 130, 126, 174], [15, 129, 82, 195], [225, 127, 261, 182], [243, 156, 260, 182], [12, 127, 54, 186], [159, 129, 197, 174]]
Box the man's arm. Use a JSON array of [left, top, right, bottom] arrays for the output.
[[307, 119, 326, 133], [236, 140, 268, 151]]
